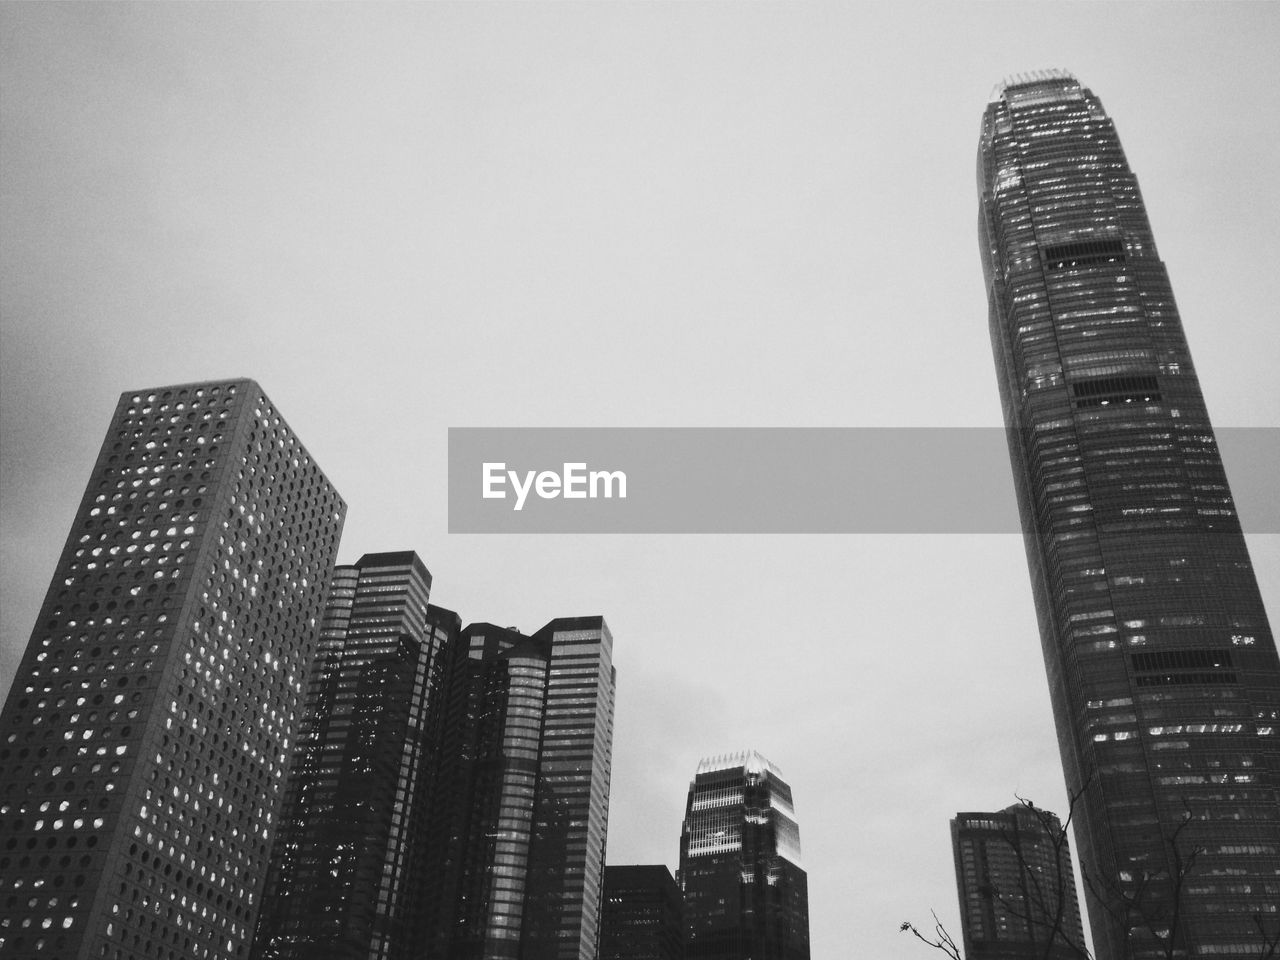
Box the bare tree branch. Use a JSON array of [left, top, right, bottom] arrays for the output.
[[900, 912, 963, 960], [1254, 913, 1280, 960]]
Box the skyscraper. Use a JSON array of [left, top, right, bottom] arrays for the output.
[[678, 752, 809, 960], [424, 616, 616, 960], [0, 379, 345, 960], [951, 805, 1086, 960], [249, 552, 460, 960], [600, 864, 684, 960], [979, 72, 1280, 959]]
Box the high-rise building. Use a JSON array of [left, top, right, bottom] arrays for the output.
[[0, 379, 345, 960], [979, 72, 1280, 959], [424, 616, 616, 960], [600, 864, 684, 960], [248, 552, 460, 960], [677, 752, 809, 960], [951, 805, 1086, 960]]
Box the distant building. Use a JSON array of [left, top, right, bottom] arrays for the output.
[[678, 752, 809, 960], [951, 805, 1086, 960], [600, 864, 684, 960], [979, 71, 1280, 959], [424, 617, 616, 960], [0, 379, 345, 960], [249, 552, 459, 960]]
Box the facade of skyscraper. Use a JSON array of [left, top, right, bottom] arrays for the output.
[[600, 864, 684, 960], [951, 805, 1086, 960], [423, 616, 616, 960], [677, 752, 809, 960], [979, 72, 1280, 959], [249, 552, 460, 960], [0, 379, 346, 960]]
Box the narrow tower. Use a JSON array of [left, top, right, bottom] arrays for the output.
[[678, 752, 809, 960], [979, 72, 1280, 958], [424, 616, 616, 960], [249, 552, 460, 960], [0, 379, 345, 960]]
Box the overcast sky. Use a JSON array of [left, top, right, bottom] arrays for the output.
[[1, 4, 1277, 957]]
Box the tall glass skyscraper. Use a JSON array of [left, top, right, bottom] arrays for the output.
[[0, 379, 346, 960], [677, 752, 809, 960], [249, 552, 459, 960], [979, 72, 1280, 959], [423, 616, 616, 960]]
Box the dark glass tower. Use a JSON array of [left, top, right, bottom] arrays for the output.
[[0, 379, 345, 960], [951, 805, 1086, 960], [248, 552, 460, 960], [424, 616, 616, 960], [979, 72, 1280, 959], [677, 752, 809, 960], [600, 864, 684, 960]]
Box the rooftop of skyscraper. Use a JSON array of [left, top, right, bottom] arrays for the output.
[[695, 750, 783, 777]]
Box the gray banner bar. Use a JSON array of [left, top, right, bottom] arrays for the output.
[[447, 427, 1279, 534]]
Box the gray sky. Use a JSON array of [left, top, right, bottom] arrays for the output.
[[1, 4, 1277, 957]]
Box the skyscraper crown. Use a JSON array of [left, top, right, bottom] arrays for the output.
[[696, 749, 781, 777], [989, 68, 1079, 104]]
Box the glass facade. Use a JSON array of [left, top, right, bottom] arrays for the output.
[[0, 379, 346, 960], [423, 616, 615, 960], [249, 552, 459, 960], [979, 72, 1280, 959], [951, 805, 1086, 960], [677, 752, 809, 960], [523, 622, 617, 960]]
